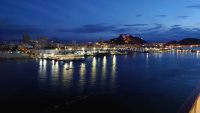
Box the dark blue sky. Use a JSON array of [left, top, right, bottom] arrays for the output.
[[1, 0, 200, 41]]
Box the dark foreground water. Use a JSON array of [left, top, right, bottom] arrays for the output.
[[0, 53, 200, 113]]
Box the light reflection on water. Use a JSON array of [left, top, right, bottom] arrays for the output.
[[112, 55, 116, 76], [79, 63, 86, 92], [102, 56, 107, 77], [102, 56, 107, 87], [38, 59, 47, 83], [79, 63, 86, 76], [38, 56, 117, 94], [111, 55, 117, 92], [37, 52, 200, 95], [91, 57, 97, 85]]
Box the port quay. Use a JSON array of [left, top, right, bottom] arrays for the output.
[[1, 43, 200, 61]]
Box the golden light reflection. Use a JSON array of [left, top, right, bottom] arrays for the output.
[[102, 56, 107, 78], [69, 61, 73, 68], [64, 63, 69, 68], [111, 55, 116, 77], [91, 57, 97, 84], [55, 61, 59, 74], [80, 63, 86, 76], [52, 60, 55, 66], [111, 55, 117, 92], [100, 56, 107, 88], [62, 62, 73, 88], [63, 63, 68, 74], [39, 59, 47, 78], [78, 63, 86, 92], [43, 59, 47, 68], [39, 59, 43, 67], [39, 59, 43, 76], [50, 61, 59, 83]]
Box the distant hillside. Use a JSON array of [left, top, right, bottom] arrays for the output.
[[165, 38, 200, 45], [165, 40, 179, 46], [178, 38, 200, 45], [110, 34, 147, 44]]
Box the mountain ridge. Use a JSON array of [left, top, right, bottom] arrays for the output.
[[109, 34, 147, 44]]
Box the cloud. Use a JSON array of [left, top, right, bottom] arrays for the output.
[[142, 25, 200, 41], [124, 24, 148, 27], [58, 23, 143, 35], [0, 27, 42, 35], [155, 15, 168, 18], [146, 24, 163, 31], [185, 5, 200, 9], [171, 25, 182, 28], [0, 18, 44, 38], [59, 24, 117, 33], [59, 23, 163, 36], [136, 14, 143, 17], [58, 23, 200, 41], [113, 28, 133, 33], [178, 16, 189, 19]]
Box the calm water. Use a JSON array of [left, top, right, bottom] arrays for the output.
[[1, 53, 200, 113]]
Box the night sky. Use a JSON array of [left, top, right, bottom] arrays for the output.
[[1, 0, 200, 42]]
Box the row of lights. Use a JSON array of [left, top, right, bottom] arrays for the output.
[[56, 47, 117, 51]]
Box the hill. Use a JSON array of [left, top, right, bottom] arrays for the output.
[[110, 34, 147, 44], [178, 38, 200, 45], [165, 38, 200, 45]]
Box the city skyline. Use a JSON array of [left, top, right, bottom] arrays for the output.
[[1, 0, 200, 41]]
